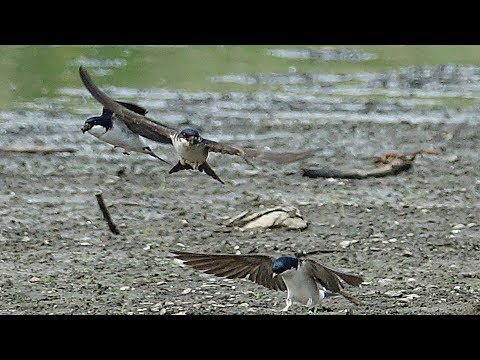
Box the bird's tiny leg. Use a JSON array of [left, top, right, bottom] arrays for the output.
[[306, 298, 318, 315], [308, 305, 322, 315], [281, 298, 293, 312]]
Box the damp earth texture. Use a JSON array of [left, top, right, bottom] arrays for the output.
[[0, 46, 479, 315]]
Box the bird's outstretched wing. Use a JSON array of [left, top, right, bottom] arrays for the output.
[[304, 259, 363, 290], [171, 250, 287, 291], [303, 260, 363, 305], [202, 138, 316, 166], [201, 138, 246, 157], [81, 66, 317, 162], [303, 259, 363, 305], [79, 66, 176, 144], [200, 138, 255, 166], [242, 148, 316, 164], [101, 101, 148, 118], [116, 101, 148, 115]]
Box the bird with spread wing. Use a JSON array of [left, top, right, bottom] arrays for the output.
[[81, 100, 171, 164], [172, 249, 363, 312], [79, 66, 316, 184]]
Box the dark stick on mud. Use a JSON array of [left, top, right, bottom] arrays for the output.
[[95, 191, 120, 235], [302, 147, 442, 179], [0, 146, 77, 154], [302, 163, 413, 179]]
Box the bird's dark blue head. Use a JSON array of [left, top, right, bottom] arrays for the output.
[[81, 102, 145, 134], [179, 127, 201, 143], [272, 256, 299, 275], [81, 113, 113, 133], [179, 127, 200, 139]]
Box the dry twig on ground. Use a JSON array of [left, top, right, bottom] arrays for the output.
[[0, 146, 77, 154], [303, 147, 443, 179], [95, 191, 120, 235]]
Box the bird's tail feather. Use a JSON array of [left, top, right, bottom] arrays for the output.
[[199, 162, 225, 184], [323, 290, 341, 298], [338, 289, 362, 306], [169, 161, 193, 174]]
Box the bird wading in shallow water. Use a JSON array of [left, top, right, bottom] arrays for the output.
[[81, 101, 171, 165], [79, 66, 317, 184], [171, 250, 363, 313]]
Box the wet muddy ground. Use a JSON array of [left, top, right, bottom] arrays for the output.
[[0, 64, 479, 315]]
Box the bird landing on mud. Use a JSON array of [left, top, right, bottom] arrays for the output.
[[171, 249, 363, 313]]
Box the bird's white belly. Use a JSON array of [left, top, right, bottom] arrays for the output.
[[88, 124, 145, 152], [282, 270, 323, 306], [173, 140, 207, 165]]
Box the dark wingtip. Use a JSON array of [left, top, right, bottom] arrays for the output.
[[79, 65, 87, 81], [79, 65, 92, 91]]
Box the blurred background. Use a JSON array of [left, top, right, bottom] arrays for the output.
[[2, 45, 480, 111], [1, 45, 479, 151]]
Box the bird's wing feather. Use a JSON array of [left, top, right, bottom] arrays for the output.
[[314, 261, 364, 287], [202, 138, 316, 166], [201, 138, 246, 157], [303, 260, 345, 292], [304, 260, 363, 306], [242, 147, 316, 164], [79, 66, 175, 144], [116, 101, 148, 116], [171, 251, 287, 291], [304, 260, 363, 290]]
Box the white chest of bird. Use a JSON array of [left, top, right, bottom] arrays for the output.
[[173, 138, 208, 168], [88, 119, 146, 153], [281, 266, 324, 307]]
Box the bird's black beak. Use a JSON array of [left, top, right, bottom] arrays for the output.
[[81, 123, 93, 133]]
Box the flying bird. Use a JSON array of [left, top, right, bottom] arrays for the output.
[[81, 101, 171, 165], [79, 66, 316, 184], [171, 250, 363, 312]]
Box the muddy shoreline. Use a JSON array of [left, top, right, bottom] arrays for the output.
[[1, 66, 479, 315], [1, 119, 478, 315]]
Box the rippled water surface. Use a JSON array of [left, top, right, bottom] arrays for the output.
[[1, 45, 480, 150]]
